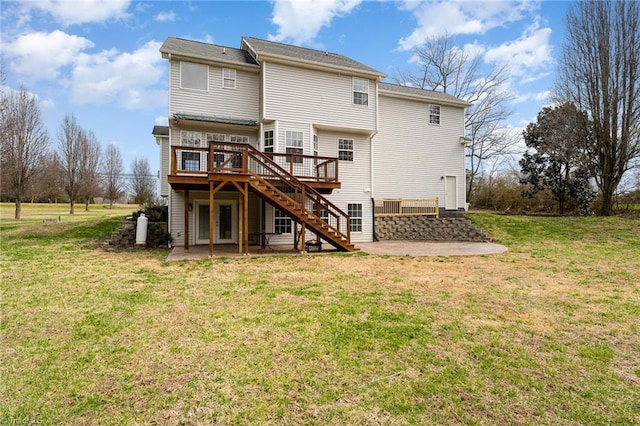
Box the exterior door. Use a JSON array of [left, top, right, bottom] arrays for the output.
[[194, 200, 237, 244], [445, 176, 457, 210]]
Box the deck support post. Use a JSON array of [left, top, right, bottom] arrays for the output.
[[184, 189, 190, 251], [243, 182, 249, 255], [209, 182, 214, 257]]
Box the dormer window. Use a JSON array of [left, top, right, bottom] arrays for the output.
[[223, 68, 236, 89], [429, 104, 441, 125], [180, 62, 208, 91], [353, 78, 368, 106]]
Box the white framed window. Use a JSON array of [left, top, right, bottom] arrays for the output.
[[338, 139, 354, 162], [230, 135, 249, 143], [313, 134, 318, 157], [206, 133, 226, 142], [353, 78, 369, 106], [313, 203, 329, 223], [264, 130, 274, 152], [182, 152, 201, 171], [348, 203, 363, 232], [180, 62, 208, 91], [223, 68, 236, 89], [274, 209, 292, 234], [181, 131, 202, 147], [429, 104, 441, 125], [285, 130, 303, 163]]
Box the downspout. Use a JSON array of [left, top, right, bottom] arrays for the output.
[[370, 77, 381, 242]]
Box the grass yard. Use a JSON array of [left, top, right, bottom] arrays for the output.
[[1, 207, 639, 425]]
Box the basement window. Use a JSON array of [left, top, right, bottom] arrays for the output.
[[348, 203, 362, 232], [274, 209, 292, 234]]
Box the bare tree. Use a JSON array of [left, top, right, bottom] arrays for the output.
[[395, 34, 516, 200], [129, 157, 155, 205], [57, 114, 85, 214], [0, 86, 49, 219], [102, 143, 125, 208], [79, 130, 102, 211], [556, 0, 640, 216], [33, 151, 65, 203]]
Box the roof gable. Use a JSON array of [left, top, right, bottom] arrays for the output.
[[160, 37, 259, 68], [241, 36, 384, 79], [379, 82, 472, 108]]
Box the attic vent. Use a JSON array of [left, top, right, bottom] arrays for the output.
[[222, 48, 226, 54]]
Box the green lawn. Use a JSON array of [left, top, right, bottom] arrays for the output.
[[1, 208, 639, 425]]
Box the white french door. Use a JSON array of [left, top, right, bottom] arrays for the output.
[[195, 200, 237, 245]]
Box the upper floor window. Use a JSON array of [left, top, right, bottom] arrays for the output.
[[223, 68, 236, 89], [285, 131, 303, 163], [429, 104, 441, 125], [180, 62, 208, 91], [353, 78, 369, 106], [206, 133, 226, 143], [264, 130, 274, 152], [230, 135, 249, 143], [338, 139, 354, 162], [181, 131, 202, 147]]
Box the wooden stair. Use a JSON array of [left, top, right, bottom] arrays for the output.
[[249, 176, 357, 252], [220, 144, 356, 252]]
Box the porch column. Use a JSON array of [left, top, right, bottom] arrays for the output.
[[209, 182, 215, 257], [184, 189, 190, 251]]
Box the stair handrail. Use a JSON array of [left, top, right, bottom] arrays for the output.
[[210, 141, 350, 244], [245, 148, 350, 243]]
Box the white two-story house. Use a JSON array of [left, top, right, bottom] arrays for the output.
[[153, 36, 471, 255]]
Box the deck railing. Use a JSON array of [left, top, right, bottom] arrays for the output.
[[170, 144, 338, 183], [374, 198, 439, 217]]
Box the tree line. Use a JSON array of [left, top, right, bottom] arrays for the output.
[[1, 67, 157, 220], [398, 0, 639, 216]]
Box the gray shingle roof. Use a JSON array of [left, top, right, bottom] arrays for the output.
[[152, 125, 169, 136], [379, 82, 472, 107], [160, 37, 259, 67], [242, 37, 384, 78]]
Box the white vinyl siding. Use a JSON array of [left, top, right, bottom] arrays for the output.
[[170, 60, 259, 119], [318, 129, 372, 243], [159, 136, 170, 197], [263, 62, 376, 132], [374, 94, 466, 209]]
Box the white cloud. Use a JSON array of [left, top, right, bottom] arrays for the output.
[[4, 30, 94, 81], [155, 116, 168, 126], [269, 0, 362, 45], [27, 0, 130, 26], [398, 1, 537, 51], [513, 90, 552, 104], [155, 11, 177, 22], [70, 40, 165, 109], [484, 21, 553, 78]]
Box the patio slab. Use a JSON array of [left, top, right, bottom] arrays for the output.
[[165, 240, 507, 261]]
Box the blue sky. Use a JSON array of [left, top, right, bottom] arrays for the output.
[[1, 0, 569, 179]]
